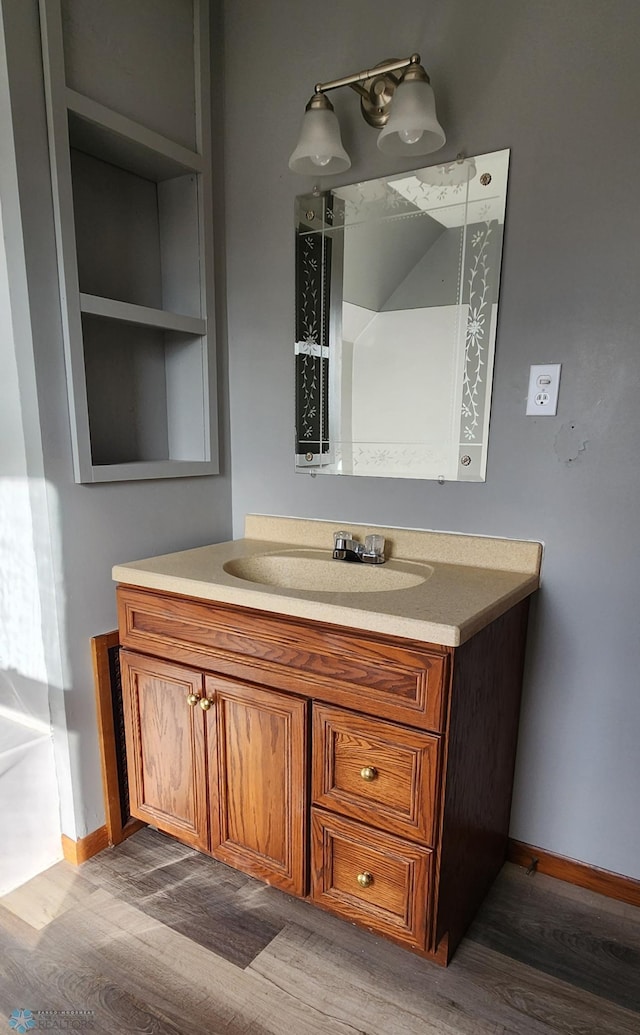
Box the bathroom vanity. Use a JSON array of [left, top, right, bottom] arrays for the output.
[[113, 516, 541, 965]]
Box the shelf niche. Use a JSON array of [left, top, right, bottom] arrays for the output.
[[83, 315, 206, 468], [71, 148, 201, 319], [39, 0, 217, 484]]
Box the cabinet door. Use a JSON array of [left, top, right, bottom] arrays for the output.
[[120, 650, 208, 850], [205, 675, 307, 896]]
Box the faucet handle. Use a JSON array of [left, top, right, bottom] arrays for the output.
[[364, 534, 386, 560], [334, 530, 352, 548]]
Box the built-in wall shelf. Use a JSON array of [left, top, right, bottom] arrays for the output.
[[79, 294, 206, 336], [39, 0, 218, 484], [66, 88, 204, 182]]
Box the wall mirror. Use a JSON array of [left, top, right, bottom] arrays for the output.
[[294, 149, 510, 480]]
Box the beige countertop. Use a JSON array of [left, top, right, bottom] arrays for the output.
[[112, 516, 542, 647]]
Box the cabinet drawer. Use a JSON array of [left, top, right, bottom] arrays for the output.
[[117, 586, 449, 731], [311, 809, 431, 951], [313, 705, 440, 844]]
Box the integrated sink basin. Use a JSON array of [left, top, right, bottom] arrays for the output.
[[112, 516, 542, 645], [223, 550, 433, 594]]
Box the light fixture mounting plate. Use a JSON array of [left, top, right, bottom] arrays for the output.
[[356, 60, 401, 128]]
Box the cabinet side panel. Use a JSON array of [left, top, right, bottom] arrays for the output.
[[434, 599, 531, 957]]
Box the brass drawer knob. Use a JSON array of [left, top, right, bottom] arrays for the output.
[[199, 697, 212, 711], [186, 693, 200, 707], [360, 766, 378, 782], [357, 871, 374, 888]]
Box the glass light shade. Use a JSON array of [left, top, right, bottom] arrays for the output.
[[377, 78, 445, 156], [289, 107, 351, 175]]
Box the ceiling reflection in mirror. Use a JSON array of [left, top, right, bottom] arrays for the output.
[[294, 149, 510, 480]]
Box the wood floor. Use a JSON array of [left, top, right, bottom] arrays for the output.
[[1, 828, 638, 1034]]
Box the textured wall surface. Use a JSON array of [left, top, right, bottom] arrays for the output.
[[223, 0, 640, 877]]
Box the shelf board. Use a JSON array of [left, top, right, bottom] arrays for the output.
[[90, 459, 218, 484], [66, 88, 204, 182], [80, 294, 206, 335]]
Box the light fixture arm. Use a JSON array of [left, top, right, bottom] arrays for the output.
[[313, 53, 424, 95], [309, 54, 432, 131]]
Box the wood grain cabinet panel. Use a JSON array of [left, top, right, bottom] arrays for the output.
[[205, 676, 307, 896], [120, 650, 208, 851], [117, 587, 448, 731], [311, 809, 432, 951], [313, 705, 440, 844]]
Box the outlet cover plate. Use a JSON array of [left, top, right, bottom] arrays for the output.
[[526, 363, 561, 415]]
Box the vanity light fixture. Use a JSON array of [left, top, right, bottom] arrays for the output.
[[288, 53, 445, 175]]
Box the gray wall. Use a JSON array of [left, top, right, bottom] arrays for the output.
[[1, 0, 232, 839], [223, 0, 640, 877]]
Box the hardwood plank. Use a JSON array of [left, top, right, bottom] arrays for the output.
[[81, 824, 196, 880], [505, 863, 640, 923], [0, 902, 41, 950], [81, 827, 247, 900], [82, 830, 282, 967], [0, 895, 185, 1035], [0, 859, 96, 930], [42, 889, 368, 1035], [467, 863, 640, 1012], [252, 918, 640, 1035], [4, 830, 638, 1035], [250, 922, 514, 1035], [454, 939, 640, 1035], [236, 855, 640, 1032]]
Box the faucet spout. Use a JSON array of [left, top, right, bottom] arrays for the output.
[[332, 531, 386, 564]]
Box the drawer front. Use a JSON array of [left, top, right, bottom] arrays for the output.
[[311, 809, 431, 951], [313, 705, 440, 844], [117, 586, 449, 731]]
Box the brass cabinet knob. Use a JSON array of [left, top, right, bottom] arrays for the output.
[[199, 697, 212, 711], [357, 871, 374, 888], [360, 766, 378, 782], [186, 693, 200, 707]]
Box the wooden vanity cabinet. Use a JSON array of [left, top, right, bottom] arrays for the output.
[[117, 584, 531, 965]]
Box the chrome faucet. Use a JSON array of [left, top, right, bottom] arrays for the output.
[[333, 531, 386, 564]]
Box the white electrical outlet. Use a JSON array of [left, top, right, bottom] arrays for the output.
[[526, 364, 561, 415]]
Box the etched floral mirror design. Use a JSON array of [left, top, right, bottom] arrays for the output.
[[294, 149, 510, 480]]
